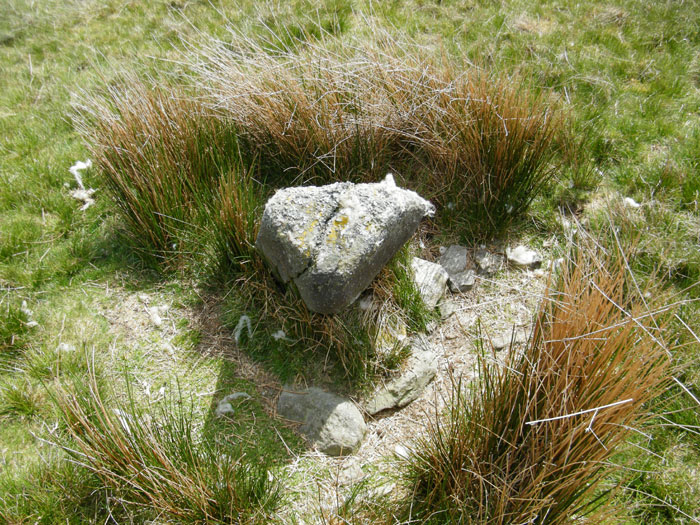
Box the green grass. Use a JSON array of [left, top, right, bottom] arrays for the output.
[[1, 0, 700, 522]]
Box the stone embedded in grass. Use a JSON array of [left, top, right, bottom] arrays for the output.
[[277, 387, 366, 456], [410, 257, 448, 309], [506, 245, 543, 270], [439, 245, 477, 292], [256, 174, 434, 314], [489, 327, 530, 351], [474, 248, 504, 276], [364, 335, 438, 415]]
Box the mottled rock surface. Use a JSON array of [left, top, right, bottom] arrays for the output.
[[410, 257, 448, 309], [438, 245, 477, 292], [474, 248, 504, 276], [277, 387, 366, 456], [256, 175, 434, 314], [364, 335, 438, 415]]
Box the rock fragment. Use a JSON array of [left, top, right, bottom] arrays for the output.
[[438, 245, 476, 292], [410, 257, 448, 309], [364, 335, 438, 415], [506, 245, 543, 269], [474, 248, 504, 276], [277, 387, 366, 456]]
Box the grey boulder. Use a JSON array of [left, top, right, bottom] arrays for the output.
[[410, 257, 448, 309], [256, 175, 434, 314], [277, 387, 366, 456], [365, 335, 438, 415]]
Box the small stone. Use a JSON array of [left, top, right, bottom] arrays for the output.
[[474, 249, 503, 276], [338, 459, 365, 485], [438, 245, 476, 292], [490, 327, 529, 351], [277, 387, 366, 456], [365, 335, 438, 415], [448, 269, 476, 293], [410, 258, 448, 309], [216, 392, 252, 417], [506, 245, 543, 270], [438, 245, 468, 275]]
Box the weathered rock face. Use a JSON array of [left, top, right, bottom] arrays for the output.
[[506, 245, 543, 269], [364, 335, 438, 415], [439, 245, 477, 292], [277, 387, 366, 456], [256, 175, 434, 314], [474, 248, 504, 277], [410, 257, 448, 309]]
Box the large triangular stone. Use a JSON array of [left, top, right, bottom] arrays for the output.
[[256, 175, 434, 314]]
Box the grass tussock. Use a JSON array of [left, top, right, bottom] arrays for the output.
[[74, 82, 241, 266], [73, 33, 563, 384], [402, 238, 673, 523], [76, 31, 564, 274], [195, 34, 562, 238], [52, 371, 281, 524]]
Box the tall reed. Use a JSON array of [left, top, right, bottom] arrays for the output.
[[194, 35, 561, 238], [402, 239, 672, 523], [52, 371, 281, 524]]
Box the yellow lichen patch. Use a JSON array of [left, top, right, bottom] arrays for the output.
[[327, 215, 349, 243], [296, 219, 318, 257]]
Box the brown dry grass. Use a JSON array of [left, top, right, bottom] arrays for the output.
[[402, 236, 673, 523], [193, 32, 562, 239], [51, 369, 281, 524]]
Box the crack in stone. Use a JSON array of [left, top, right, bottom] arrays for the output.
[[288, 191, 345, 283]]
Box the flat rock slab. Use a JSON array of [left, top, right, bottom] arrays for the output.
[[411, 257, 448, 309], [365, 335, 438, 415], [256, 175, 434, 314], [277, 387, 366, 456]]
